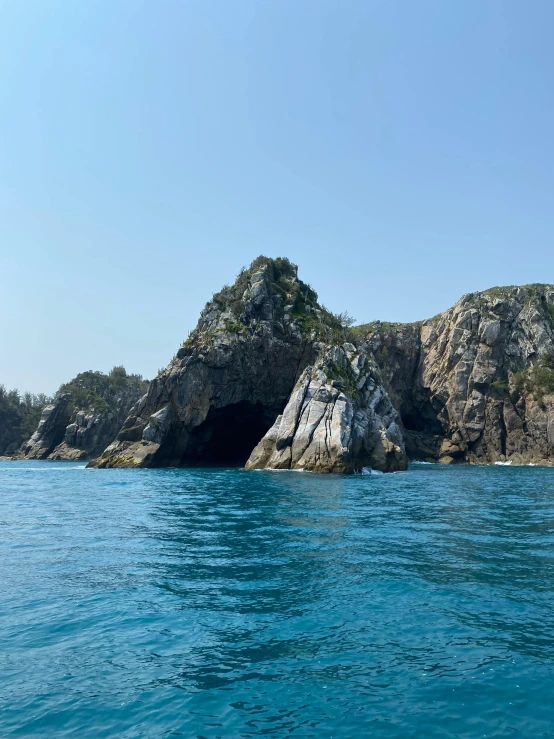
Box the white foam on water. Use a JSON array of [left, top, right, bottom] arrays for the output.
[[360, 467, 385, 476]]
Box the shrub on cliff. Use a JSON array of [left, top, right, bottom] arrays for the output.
[[58, 367, 149, 415], [512, 352, 554, 406]]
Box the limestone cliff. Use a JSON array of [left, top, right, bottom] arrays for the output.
[[245, 344, 406, 473], [363, 285, 554, 465], [18, 368, 148, 460]]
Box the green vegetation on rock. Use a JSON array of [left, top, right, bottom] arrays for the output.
[[512, 352, 554, 406], [0, 386, 52, 454], [183, 256, 358, 349], [490, 377, 509, 395], [59, 366, 149, 415]]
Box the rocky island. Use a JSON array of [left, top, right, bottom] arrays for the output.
[[5, 257, 554, 471], [86, 256, 553, 471], [91, 257, 407, 472]]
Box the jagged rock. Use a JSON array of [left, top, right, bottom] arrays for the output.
[[17, 369, 148, 461], [73, 260, 554, 471], [364, 285, 554, 465], [17, 394, 72, 459], [245, 345, 407, 473], [90, 257, 386, 470]]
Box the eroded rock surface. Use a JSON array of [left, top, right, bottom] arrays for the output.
[[17, 369, 148, 460], [17, 394, 73, 460], [86, 259, 554, 472], [91, 258, 365, 469], [245, 344, 407, 473], [364, 285, 554, 465]]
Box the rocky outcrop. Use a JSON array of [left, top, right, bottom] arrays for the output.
[[91, 257, 351, 469], [364, 285, 554, 465], [17, 394, 72, 459], [17, 368, 148, 460], [245, 344, 406, 472], [89, 259, 554, 471], [0, 387, 52, 457], [92, 257, 406, 472]]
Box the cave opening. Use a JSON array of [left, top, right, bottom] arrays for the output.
[[402, 408, 444, 435], [400, 390, 444, 436], [179, 401, 280, 467], [398, 394, 446, 461]]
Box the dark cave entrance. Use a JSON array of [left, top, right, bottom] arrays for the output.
[[180, 401, 280, 467], [400, 390, 445, 436], [398, 394, 446, 461], [402, 408, 443, 435]]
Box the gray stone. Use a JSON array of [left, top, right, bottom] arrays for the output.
[[245, 345, 407, 473]]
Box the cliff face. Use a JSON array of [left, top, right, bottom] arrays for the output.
[[90, 261, 554, 471], [364, 285, 554, 465], [18, 369, 148, 461], [16, 394, 72, 459], [91, 257, 407, 472]]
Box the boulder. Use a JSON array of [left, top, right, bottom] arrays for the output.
[[245, 345, 407, 473]]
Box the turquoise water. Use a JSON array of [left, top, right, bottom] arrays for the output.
[[1, 462, 554, 738]]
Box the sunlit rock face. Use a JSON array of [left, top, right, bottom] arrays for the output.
[[363, 285, 554, 465], [89, 256, 554, 471], [245, 344, 406, 473], [90, 257, 403, 472], [91, 258, 326, 468], [18, 371, 148, 461]]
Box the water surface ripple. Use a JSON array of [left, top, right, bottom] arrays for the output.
[[1, 461, 554, 737]]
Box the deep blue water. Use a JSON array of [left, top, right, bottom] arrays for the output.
[[1, 461, 554, 738]]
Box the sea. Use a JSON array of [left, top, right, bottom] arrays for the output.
[[1, 460, 554, 738]]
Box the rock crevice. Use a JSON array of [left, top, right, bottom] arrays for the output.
[[363, 285, 554, 465]]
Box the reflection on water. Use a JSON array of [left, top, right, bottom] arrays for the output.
[[1, 461, 554, 738]]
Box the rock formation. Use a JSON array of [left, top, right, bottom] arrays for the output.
[[17, 368, 148, 461], [17, 393, 73, 459], [91, 257, 407, 472], [363, 285, 554, 465], [17, 257, 553, 472], [245, 344, 406, 472], [0, 387, 51, 457]]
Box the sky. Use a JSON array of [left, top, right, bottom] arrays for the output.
[[1, 0, 553, 395]]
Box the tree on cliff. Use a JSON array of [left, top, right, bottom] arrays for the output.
[[0, 386, 52, 455]]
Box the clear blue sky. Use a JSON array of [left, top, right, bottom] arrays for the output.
[[1, 0, 553, 395]]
